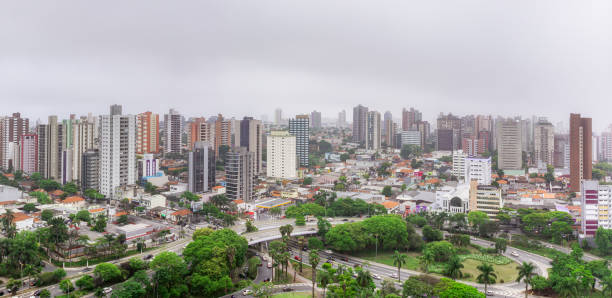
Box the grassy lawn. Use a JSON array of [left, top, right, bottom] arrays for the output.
[[290, 260, 324, 281], [272, 293, 311, 298], [459, 259, 519, 283], [351, 250, 421, 270]]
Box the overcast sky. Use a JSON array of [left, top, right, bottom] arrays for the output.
[[1, 1, 611, 131]]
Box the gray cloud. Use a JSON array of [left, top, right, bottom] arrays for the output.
[[1, 1, 610, 131]]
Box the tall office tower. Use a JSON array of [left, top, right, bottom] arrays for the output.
[[239, 117, 263, 174], [337, 110, 346, 128], [402, 107, 422, 131], [496, 118, 522, 170], [136, 111, 159, 154], [310, 111, 322, 129], [266, 131, 297, 179], [601, 130, 612, 161], [164, 109, 182, 155], [19, 134, 37, 175], [436, 129, 454, 151], [417, 121, 430, 149], [383, 111, 393, 147], [569, 113, 592, 192], [533, 119, 555, 166], [289, 115, 310, 167], [0, 113, 29, 170], [214, 114, 232, 156], [225, 147, 255, 201], [437, 113, 462, 150], [81, 149, 99, 191], [99, 105, 136, 198], [352, 105, 368, 143], [37, 116, 61, 181], [581, 180, 612, 237], [365, 111, 381, 150], [274, 109, 283, 125], [554, 134, 570, 169], [188, 141, 215, 193]]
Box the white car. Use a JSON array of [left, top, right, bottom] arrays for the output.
[[372, 274, 381, 280], [243, 289, 253, 295], [103, 287, 113, 294], [486, 290, 494, 296], [511, 251, 519, 257], [390, 273, 398, 279]]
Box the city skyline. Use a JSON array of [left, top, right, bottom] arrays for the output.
[[2, 1, 611, 131]]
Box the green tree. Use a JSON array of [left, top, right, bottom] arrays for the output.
[[422, 225, 443, 242], [476, 262, 497, 294], [317, 217, 332, 239], [382, 185, 393, 197], [150, 252, 188, 297], [39, 289, 51, 298], [94, 263, 122, 284], [180, 191, 200, 202], [62, 182, 79, 195], [6, 278, 20, 295], [295, 215, 306, 226], [116, 214, 129, 225], [595, 227, 612, 256], [392, 250, 407, 282], [308, 237, 324, 250], [437, 279, 484, 298], [92, 214, 107, 232], [444, 256, 464, 280], [516, 262, 536, 298], [23, 203, 37, 213], [302, 177, 313, 185], [318, 270, 332, 298], [76, 275, 95, 291], [41, 209, 54, 222], [59, 279, 75, 294], [402, 276, 434, 297], [246, 219, 258, 232], [494, 238, 508, 254], [601, 272, 612, 297], [468, 211, 488, 230], [309, 250, 321, 298], [112, 280, 147, 297]]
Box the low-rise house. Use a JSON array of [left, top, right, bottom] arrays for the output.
[[61, 196, 86, 209], [140, 194, 166, 209], [169, 209, 192, 223]]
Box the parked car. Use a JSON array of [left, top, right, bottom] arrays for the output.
[[103, 287, 113, 294], [282, 287, 293, 292], [143, 254, 153, 260], [390, 273, 398, 279], [242, 289, 252, 295], [372, 274, 381, 280], [511, 251, 519, 257], [267, 262, 272, 268]]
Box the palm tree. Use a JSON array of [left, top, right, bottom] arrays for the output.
[[318, 270, 332, 298], [309, 250, 320, 298], [601, 273, 612, 297], [298, 236, 305, 273], [392, 250, 407, 282], [444, 256, 464, 280], [226, 246, 236, 279], [476, 262, 497, 294], [516, 262, 536, 298], [1, 209, 16, 238], [356, 269, 373, 289], [419, 250, 434, 273]]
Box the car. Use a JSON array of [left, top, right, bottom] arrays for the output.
[[352, 273, 358, 278], [282, 287, 293, 292], [324, 250, 333, 254], [242, 289, 253, 295], [546, 244, 553, 248], [82, 267, 92, 272], [511, 251, 519, 257], [302, 246, 308, 251], [33, 290, 42, 296], [486, 290, 494, 296], [294, 256, 302, 261], [267, 262, 272, 268], [341, 256, 348, 261], [143, 254, 153, 260], [327, 218, 333, 221], [390, 273, 398, 278], [103, 287, 113, 294], [342, 219, 348, 221], [372, 274, 381, 280]]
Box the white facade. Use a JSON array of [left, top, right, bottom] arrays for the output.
[[99, 106, 136, 199], [400, 130, 421, 147], [464, 157, 492, 185], [266, 131, 297, 179], [139, 154, 159, 177], [452, 150, 467, 180], [436, 183, 470, 214], [141, 194, 166, 209], [581, 180, 612, 237]]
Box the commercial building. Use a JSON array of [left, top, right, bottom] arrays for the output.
[[601, 131, 612, 161], [81, 149, 99, 192], [469, 180, 502, 217], [0, 113, 29, 170], [352, 105, 368, 144], [437, 113, 462, 150], [19, 134, 38, 175], [580, 180, 612, 237], [266, 131, 297, 179], [436, 129, 454, 151], [99, 105, 137, 198], [464, 157, 492, 185], [289, 115, 309, 167], [365, 111, 381, 150], [534, 118, 555, 166], [239, 117, 263, 174], [570, 114, 592, 192], [310, 111, 322, 129], [164, 109, 182, 155], [496, 118, 522, 170], [136, 111, 159, 154], [226, 147, 256, 201], [188, 141, 215, 193], [139, 154, 160, 178], [400, 130, 421, 148]]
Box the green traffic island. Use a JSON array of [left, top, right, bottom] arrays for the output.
[[50, 246, 156, 268]]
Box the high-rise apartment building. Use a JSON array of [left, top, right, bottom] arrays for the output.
[[337, 110, 346, 128], [136, 112, 160, 154], [274, 108, 283, 125], [352, 105, 368, 143], [580, 180, 612, 237], [81, 149, 99, 192], [226, 147, 256, 201], [188, 117, 213, 150], [462, 131, 490, 157], [436, 129, 454, 151], [289, 115, 309, 167], [99, 105, 136, 198], [402, 107, 421, 131], [164, 109, 182, 155], [417, 121, 430, 150], [0, 113, 29, 170], [554, 134, 570, 169], [365, 111, 381, 151], [62, 117, 96, 183], [214, 114, 232, 156], [570, 113, 592, 192], [310, 111, 322, 129], [383, 111, 394, 147], [496, 118, 522, 170], [188, 141, 215, 193], [239, 117, 263, 174], [266, 131, 297, 179], [601, 130, 612, 161], [452, 150, 468, 180], [37, 116, 62, 181], [19, 134, 37, 175], [534, 119, 555, 166], [464, 156, 492, 185]]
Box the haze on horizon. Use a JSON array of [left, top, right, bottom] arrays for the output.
[[1, 1, 611, 131]]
